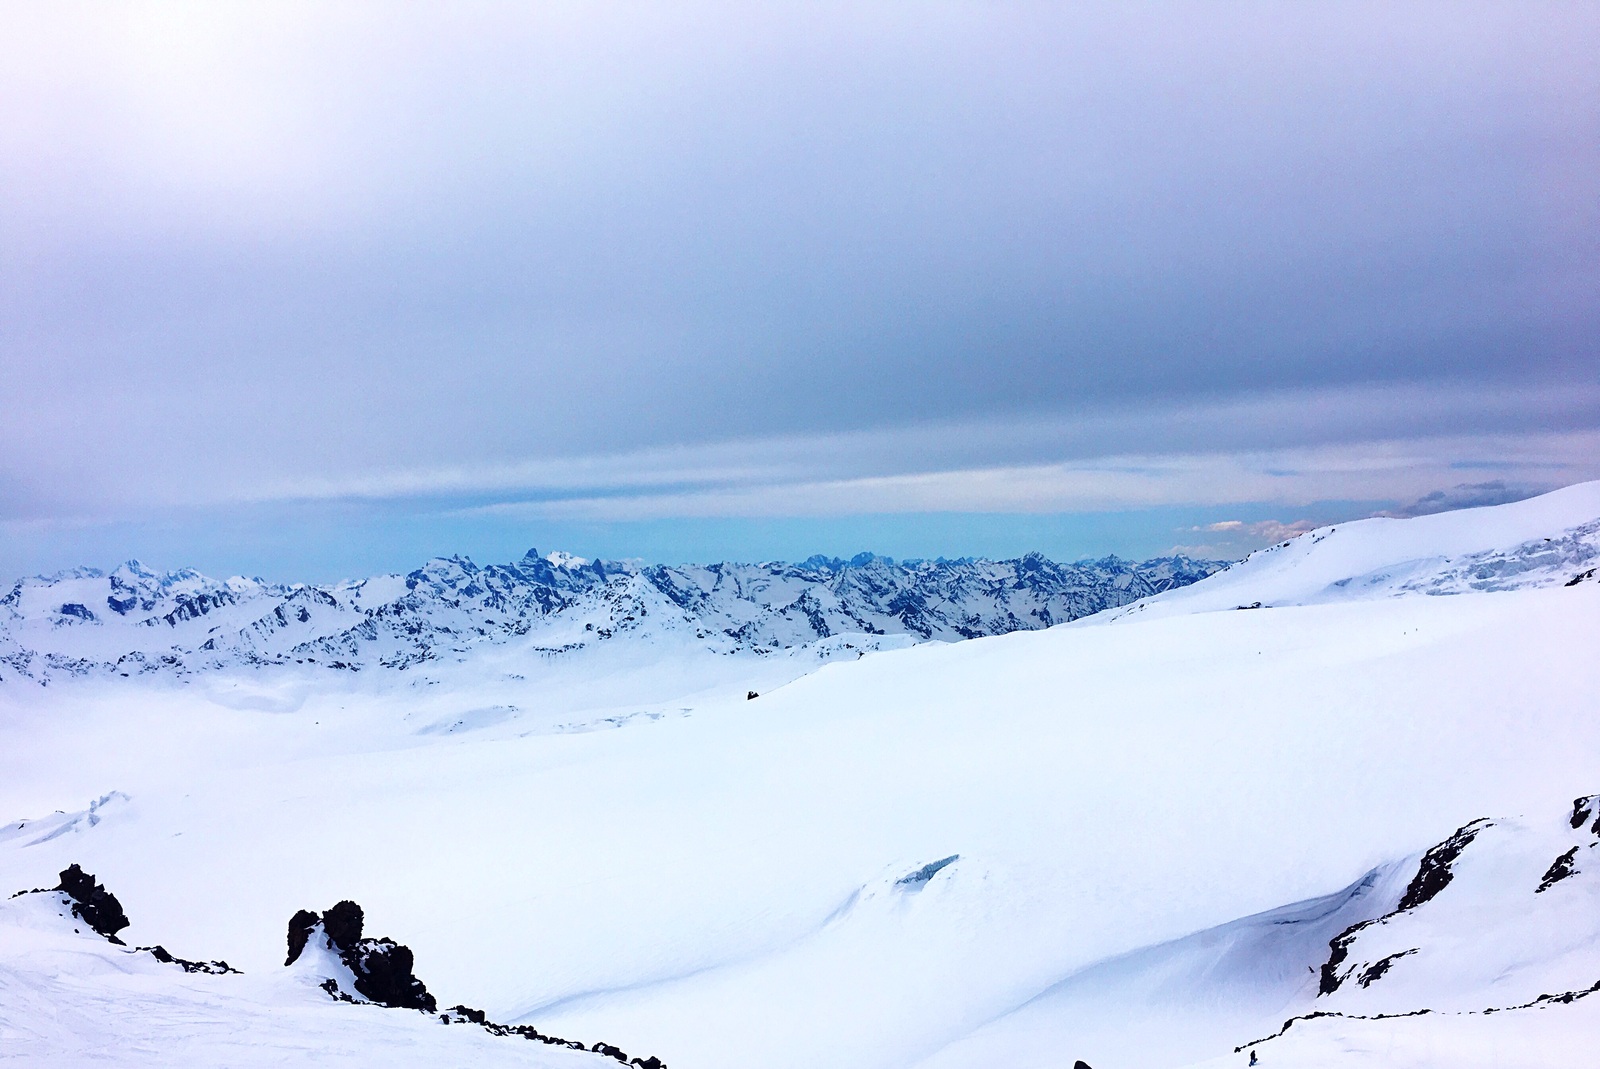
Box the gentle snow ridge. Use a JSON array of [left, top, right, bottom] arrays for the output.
[[1099, 479, 1600, 623]]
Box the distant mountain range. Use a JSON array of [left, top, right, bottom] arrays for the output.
[[0, 551, 1224, 684]]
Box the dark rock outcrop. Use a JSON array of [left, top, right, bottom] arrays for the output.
[[284, 900, 435, 1012], [1569, 794, 1600, 834], [347, 937, 432, 1011], [140, 943, 238, 974], [1319, 919, 1374, 996], [1356, 948, 1417, 987], [437, 1004, 668, 1066], [1537, 846, 1580, 893], [283, 900, 669, 1062], [1321, 819, 1490, 995], [1396, 820, 1490, 911], [322, 899, 365, 951], [22, 865, 229, 973], [286, 908, 319, 965], [56, 864, 129, 943]]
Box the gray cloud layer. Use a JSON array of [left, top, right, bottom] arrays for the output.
[[1, 2, 1596, 528]]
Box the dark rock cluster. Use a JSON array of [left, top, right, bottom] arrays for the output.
[[286, 899, 670, 1066], [283, 900, 436, 1012], [141, 943, 237, 974], [436, 1004, 666, 1068], [12, 865, 667, 1066], [56, 863, 130, 943], [1321, 796, 1600, 998], [896, 855, 959, 887], [19, 864, 233, 973], [284, 899, 671, 1064], [286, 899, 669, 1065]]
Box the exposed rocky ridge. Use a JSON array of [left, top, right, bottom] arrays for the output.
[[10, 864, 235, 973], [1224, 792, 1600, 1060], [287, 898, 666, 1066], [0, 550, 1223, 684], [1312, 793, 1600, 1013], [9, 868, 659, 1066], [141, 942, 238, 974], [436, 1004, 667, 1068]]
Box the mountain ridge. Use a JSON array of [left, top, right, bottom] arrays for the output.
[[0, 549, 1223, 685]]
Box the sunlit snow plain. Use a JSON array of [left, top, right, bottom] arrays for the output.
[[3, 484, 1600, 1068]]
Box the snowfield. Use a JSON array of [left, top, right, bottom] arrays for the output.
[[2, 483, 1599, 1067]]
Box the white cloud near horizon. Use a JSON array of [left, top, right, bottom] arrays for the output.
[[448, 430, 1600, 522], [1, 381, 1589, 525]]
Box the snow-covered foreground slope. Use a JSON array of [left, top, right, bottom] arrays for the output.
[[1184, 1002, 1600, 1069], [922, 787, 1600, 1069], [3, 483, 1599, 1068], [3, 582, 1599, 1065], [1103, 480, 1600, 623], [0, 885, 623, 1068]]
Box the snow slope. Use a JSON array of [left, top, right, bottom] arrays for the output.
[[1102, 479, 1600, 622], [1185, 1001, 1600, 1069], [1175, 791, 1600, 1069], [2, 482, 1599, 1068]]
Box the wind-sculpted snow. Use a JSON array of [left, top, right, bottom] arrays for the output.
[[0, 550, 1220, 685]]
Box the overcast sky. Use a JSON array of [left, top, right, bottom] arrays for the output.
[[2, 1, 1596, 579]]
